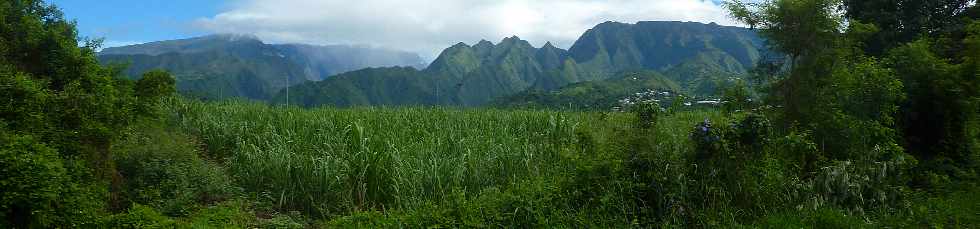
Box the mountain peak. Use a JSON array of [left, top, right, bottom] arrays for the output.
[[542, 42, 556, 49], [474, 40, 494, 49], [500, 35, 523, 43], [498, 36, 534, 50], [451, 42, 471, 48]]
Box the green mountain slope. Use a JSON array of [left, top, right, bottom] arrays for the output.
[[98, 34, 424, 100], [276, 36, 569, 106], [494, 71, 681, 110], [568, 21, 762, 76]]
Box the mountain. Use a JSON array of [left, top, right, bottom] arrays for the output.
[[494, 71, 682, 110], [98, 34, 425, 100], [568, 21, 762, 75], [277, 36, 572, 106], [280, 21, 764, 107]]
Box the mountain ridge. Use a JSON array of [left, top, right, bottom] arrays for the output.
[[276, 21, 765, 107], [98, 34, 426, 100]]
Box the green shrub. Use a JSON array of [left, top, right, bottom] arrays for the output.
[[631, 102, 662, 129], [686, 114, 797, 222], [757, 207, 868, 229], [102, 204, 177, 229], [880, 183, 980, 227], [183, 200, 264, 228], [112, 123, 235, 216], [809, 152, 915, 215], [0, 133, 68, 227], [772, 130, 823, 178], [721, 80, 753, 113], [134, 70, 176, 117]]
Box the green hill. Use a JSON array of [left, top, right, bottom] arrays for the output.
[[494, 71, 682, 110], [98, 34, 424, 100]]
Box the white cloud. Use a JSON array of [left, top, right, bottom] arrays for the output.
[[92, 40, 142, 51], [195, 0, 737, 60]]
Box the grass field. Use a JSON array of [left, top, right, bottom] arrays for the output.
[[152, 98, 977, 227], [163, 98, 731, 225]]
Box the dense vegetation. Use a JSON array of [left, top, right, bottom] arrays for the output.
[[1, 0, 978, 228]]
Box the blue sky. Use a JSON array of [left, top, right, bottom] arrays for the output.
[[48, 0, 232, 48]]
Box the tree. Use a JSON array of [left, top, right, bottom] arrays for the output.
[[135, 70, 176, 100], [0, 0, 141, 226], [843, 0, 974, 55], [725, 0, 846, 127], [134, 70, 176, 116], [887, 26, 980, 180], [721, 80, 752, 113], [725, 0, 907, 160]]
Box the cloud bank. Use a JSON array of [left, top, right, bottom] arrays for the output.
[[195, 0, 738, 59]]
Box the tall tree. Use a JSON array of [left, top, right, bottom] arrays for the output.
[[725, 0, 907, 160], [1, 0, 140, 226], [843, 0, 974, 55]]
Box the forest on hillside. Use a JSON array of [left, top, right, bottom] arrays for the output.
[[1, 0, 978, 228]]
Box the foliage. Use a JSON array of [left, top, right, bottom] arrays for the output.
[[135, 70, 176, 100], [888, 36, 980, 183], [0, 0, 143, 227], [756, 207, 869, 229], [721, 80, 753, 113], [843, 0, 974, 55], [166, 98, 593, 218], [0, 132, 68, 227], [631, 102, 662, 129], [134, 70, 176, 116], [112, 122, 235, 216], [101, 204, 178, 229]]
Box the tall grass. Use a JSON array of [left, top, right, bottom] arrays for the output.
[[157, 98, 964, 227], [164, 98, 609, 217]]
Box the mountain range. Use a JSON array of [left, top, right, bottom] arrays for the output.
[[98, 34, 425, 100], [98, 21, 766, 107], [278, 21, 764, 107]]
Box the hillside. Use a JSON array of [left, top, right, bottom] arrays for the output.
[[98, 34, 425, 100], [280, 21, 764, 107], [494, 71, 681, 110]]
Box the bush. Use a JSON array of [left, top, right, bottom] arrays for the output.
[[687, 114, 797, 221], [112, 123, 235, 216], [134, 70, 176, 116], [809, 150, 915, 215], [0, 133, 68, 227], [758, 207, 868, 229], [631, 102, 662, 129], [772, 130, 824, 178], [183, 200, 267, 228], [721, 80, 753, 113], [102, 204, 177, 229]]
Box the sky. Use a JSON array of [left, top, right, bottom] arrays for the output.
[[51, 0, 739, 60]]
